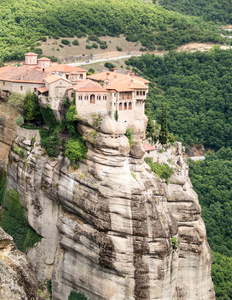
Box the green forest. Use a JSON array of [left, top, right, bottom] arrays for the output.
[[158, 0, 232, 24], [126, 50, 232, 298], [0, 0, 227, 61], [127, 49, 232, 149]]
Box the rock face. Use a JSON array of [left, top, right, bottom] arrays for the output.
[[0, 113, 16, 162], [0, 227, 38, 300], [6, 114, 215, 300]]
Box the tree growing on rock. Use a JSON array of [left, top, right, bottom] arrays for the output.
[[159, 105, 168, 145]]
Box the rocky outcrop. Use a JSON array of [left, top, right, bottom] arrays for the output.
[[0, 227, 38, 300], [6, 114, 215, 300], [0, 102, 17, 164]]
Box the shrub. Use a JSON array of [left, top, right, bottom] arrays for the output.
[[0, 189, 42, 252], [61, 39, 70, 45], [65, 137, 87, 163], [34, 48, 43, 55], [145, 157, 173, 183], [66, 105, 78, 137], [68, 291, 90, 300], [100, 41, 108, 49], [8, 92, 24, 112], [72, 40, 79, 46], [171, 237, 179, 250], [92, 43, 98, 49], [86, 68, 95, 75], [86, 45, 92, 49], [15, 115, 24, 126], [104, 62, 115, 71], [125, 129, 133, 148], [40, 37, 47, 42], [114, 110, 118, 121], [116, 46, 122, 51]]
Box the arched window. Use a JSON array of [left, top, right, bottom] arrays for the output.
[[78, 95, 82, 100], [90, 94, 95, 104], [71, 93, 74, 98], [143, 91, 145, 96], [137, 91, 139, 96], [119, 103, 122, 110], [129, 102, 132, 110], [97, 95, 101, 100], [140, 91, 142, 95], [103, 95, 107, 100], [85, 95, 88, 100], [124, 102, 127, 110]]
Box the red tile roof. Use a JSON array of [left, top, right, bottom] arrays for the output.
[[25, 52, 38, 56], [144, 144, 157, 151], [0, 65, 49, 83], [88, 71, 150, 84], [45, 64, 87, 73], [72, 79, 108, 92], [37, 87, 48, 93], [38, 57, 51, 61], [44, 74, 71, 84]]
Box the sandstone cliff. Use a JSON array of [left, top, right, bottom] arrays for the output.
[[0, 227, 38, 300], [5, 114, 215, 300]]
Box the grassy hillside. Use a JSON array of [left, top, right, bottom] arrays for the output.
[[158, 0, 232, 24], [0, 0, 226, 62]]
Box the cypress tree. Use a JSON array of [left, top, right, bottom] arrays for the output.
[[159, 105, 168, 145]]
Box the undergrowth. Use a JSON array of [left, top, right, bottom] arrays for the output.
[[145, 157, 173, 183], [0, 189, 42, 252]]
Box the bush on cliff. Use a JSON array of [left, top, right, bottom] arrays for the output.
[[0, 189, 42, 252], [64, 105, 87, 164], [23, 91, 42, 123]]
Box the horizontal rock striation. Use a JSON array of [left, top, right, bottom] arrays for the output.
[[6, 114, 215, 300], [0, 227, 38, 300]]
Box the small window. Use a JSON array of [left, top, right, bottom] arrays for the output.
[[85, 95, 88, 100], [97, 95, 101, 100], [143, 91, 145, 95], [71, 93, 74, 98], [20, 86, 23, 91], [34, 88, 36, 92], [129, 102, 132, 110], [90, 94, 95, 104], [103, 95, 107, 100], [140, 91, 142, 95], [124, 102, 127, 110], [137, 91, 139, 96], [3, 81, 5, 86], [78, 95, 82, 100], [119, 103, 122, 110]]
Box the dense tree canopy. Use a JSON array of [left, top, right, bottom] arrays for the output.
[[127, 49, 232, 149], [158, 0, 232, 24], [0, 0, 226, 61]]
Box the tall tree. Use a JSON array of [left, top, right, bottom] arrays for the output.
[[159, 105, 168, 144]]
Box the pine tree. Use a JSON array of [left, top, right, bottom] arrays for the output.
[[159, 105, 168, 145]]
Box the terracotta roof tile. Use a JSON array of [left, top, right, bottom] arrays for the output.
[[37, 87, 48, 93], [0, 65, 49, 83], [144, 144, 157, 151], [45, 64, 87, 73], [88, 71, 150, 84], [72, 79, 108, 92], [38, 57, 51, 61], [25, 52, 38, 56], [44, 74, 71, 84]]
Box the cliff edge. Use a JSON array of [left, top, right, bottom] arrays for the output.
[[5, 114, 215, 300]]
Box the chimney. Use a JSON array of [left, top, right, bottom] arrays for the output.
[[113, 68, 117, 73], [127, 70, 130, 76], [130, 79, 134, 88], [132, 72, 135, 77], [114, 74, 117, 80], [106, 72, 110, 80]]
